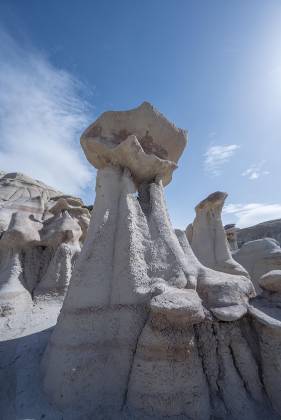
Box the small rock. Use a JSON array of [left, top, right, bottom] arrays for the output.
[[211, 304, 248, 322], [259, 270, 281, 293]]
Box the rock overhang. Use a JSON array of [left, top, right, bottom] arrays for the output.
[[80, 101, 187, 186]]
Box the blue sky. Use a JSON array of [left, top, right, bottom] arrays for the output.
[[0, 0, 280, 228]]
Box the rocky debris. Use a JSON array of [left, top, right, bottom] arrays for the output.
[[186, 191, 249, 277], [233, 238, 281, 294], [237, 218, 281, 247], [0, 172, 90, 323]]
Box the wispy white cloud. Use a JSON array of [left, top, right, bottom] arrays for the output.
[[242, 161, 270, 180], [223, 203, 281, 228], [0, 29, 94, 199], [204, 144, 240, 176]]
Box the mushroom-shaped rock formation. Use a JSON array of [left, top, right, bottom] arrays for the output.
[[0, 172, 90, 331], [80, 101, 187, 186], [186, 191, 249, 277], [42, 104, 281, 420], [233, 238, 281, 294]]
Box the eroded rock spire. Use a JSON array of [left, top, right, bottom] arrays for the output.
[[42, 103, 280, 420], [187, 191, 249, 277]]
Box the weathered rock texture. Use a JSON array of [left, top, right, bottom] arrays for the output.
[[186, 191, 248, 277], [42, 166, 260, 419], [237, 218, 281, 247], [80, 101, 187, 186], [233, 238, 281, 294], [0, 172, 90, 324], [248, 267, 281, 416], [225, 223, 238, 251], [42, 104, 281, 419]]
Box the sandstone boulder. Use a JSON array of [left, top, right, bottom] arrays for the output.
[[233, 238, 281, 293], [259, 270, 281, 293]]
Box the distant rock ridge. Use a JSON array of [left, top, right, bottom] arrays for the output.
[[237, 218, 281, 247]]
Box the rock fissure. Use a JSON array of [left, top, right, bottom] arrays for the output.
[[228, 342, 251, 397], [212, 323, 230, 415], [121, 313, 149, 411], [193, 324, 216, 411]]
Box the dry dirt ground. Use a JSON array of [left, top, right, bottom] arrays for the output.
[[0, 298, 68, 420]]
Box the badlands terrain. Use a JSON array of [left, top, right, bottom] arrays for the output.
[[0, 103, 281, 420]]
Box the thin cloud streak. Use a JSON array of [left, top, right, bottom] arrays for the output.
[[223, 203, 281, 228], [204, 144, 240, 176], [242, 161, 270, 180], [0, 28, 94, 198]]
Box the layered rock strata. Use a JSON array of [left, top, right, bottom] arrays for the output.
[[0, 172, 90, 325], [43, 165, 262, 418]]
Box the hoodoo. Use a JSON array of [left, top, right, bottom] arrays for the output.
[[0, 172, 90, 337], [42, 103, 281, 419], [186, 191, 248, 277]]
